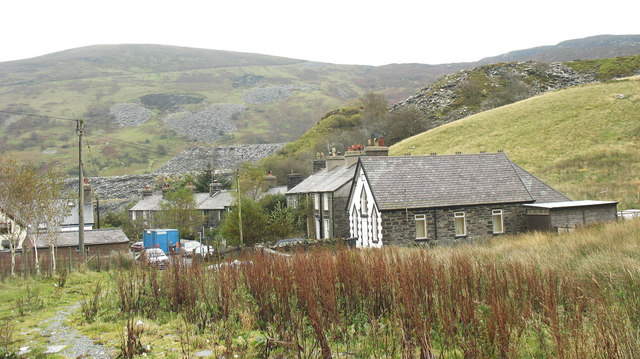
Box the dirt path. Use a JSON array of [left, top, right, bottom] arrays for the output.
[[34, 302, 113, 358]]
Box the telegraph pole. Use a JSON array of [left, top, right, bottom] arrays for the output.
[[236, 168, 243, 247], [76, 118, 85, 262]]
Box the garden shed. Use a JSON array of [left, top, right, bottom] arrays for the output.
[[524, 200, 618, 232]]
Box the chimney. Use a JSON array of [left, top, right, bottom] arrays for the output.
[[185, 182, 196, 192], [162, 182, 173, 198], [287, 172, 303, 190], [83, 178, 92, 200], [313, 152, 326, 173], [142, 185, 153, 197], [209, 181, 223, 196], [264, 171, 277, 190], [325, 152, 345, 171], [364, 137, 389, 157], [344, 144, 365, 167]]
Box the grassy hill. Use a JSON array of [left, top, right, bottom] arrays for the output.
[[0, 45, 464, 176], [391, 76, 640, 209]]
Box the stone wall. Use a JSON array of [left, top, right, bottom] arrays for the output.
[[332, 195, 350, 239], [380, 203, 528, 246]]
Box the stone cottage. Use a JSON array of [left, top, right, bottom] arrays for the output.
[[347, 152, 576, 247]]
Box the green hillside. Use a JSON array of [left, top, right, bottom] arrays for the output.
[[0, 45, 462, 175], [391, 76, 640, 209]]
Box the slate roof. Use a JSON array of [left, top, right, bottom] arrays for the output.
[[286, 165, 356, 194], [194, 191, 233, 210], [62, 200, 95, 227], [511, 164, 570, 203], [357, 153, 541, 210], [130, 191, 233, 212], [32, 228, 129, 248]]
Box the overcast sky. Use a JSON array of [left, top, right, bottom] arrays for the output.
[[2, 0, 639, 66]]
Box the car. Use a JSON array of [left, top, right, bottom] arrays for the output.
[[130, 241, 144, 252], [141, 248, 170, 268], [179, 240, 201, 257]]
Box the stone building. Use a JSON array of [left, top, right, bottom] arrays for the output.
[[347, 152, 576, 247], [129, 182, 233, 235], [286, 142, 389, 239]]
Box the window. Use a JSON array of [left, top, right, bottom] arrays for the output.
[[314, 193, 320, 210], [454, 212, 466, 236], [323, 193, 329, 211], [353, 209, 360, 238], [288, 196, 298, 209], [0, 222, 10, 235], [492, 209, 504, 234], [372, 211, 379, 243], [415, 214, 427, 239], [323, 219, 330, 239], [315, 217, 321, 239], [360, 190, 368, 215]]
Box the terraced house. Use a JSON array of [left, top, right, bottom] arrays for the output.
[[286, 142, 389, 239], [346, 152, 618, 248]]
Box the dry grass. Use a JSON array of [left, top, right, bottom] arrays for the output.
[[104, 219, 640, 357]]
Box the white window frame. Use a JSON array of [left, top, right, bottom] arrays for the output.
[[323, 193, 329, 211], [314, 193, 320, 210], [315, 217, 321, 239], [288, 195, 298, 209], [323, 218, 330, 239], [372, 211, 379, 243], [492, 209, 504, 234], [415, 214, 427, 239], [360, 190, 368, 215], [454, 212, 467, 237]]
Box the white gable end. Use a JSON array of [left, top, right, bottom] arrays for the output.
[[349, 167, 382, 248]]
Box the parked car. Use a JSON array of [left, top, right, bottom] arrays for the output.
[[142, 248, 170, 268], [130, 241, 144, 252], [179, 240, 201, 257]]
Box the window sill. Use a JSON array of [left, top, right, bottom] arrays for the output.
[[455, 235, 468, 238], [414, 238, 430, 242]]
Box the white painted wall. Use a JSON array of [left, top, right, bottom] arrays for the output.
[[348, 168, 382, 248]]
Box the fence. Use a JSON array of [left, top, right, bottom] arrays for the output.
[[0, 247, 121, 279]]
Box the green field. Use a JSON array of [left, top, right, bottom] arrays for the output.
[[391, 76, 640, 209]]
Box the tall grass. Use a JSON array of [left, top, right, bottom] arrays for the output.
[[109, 219, 640, 357]]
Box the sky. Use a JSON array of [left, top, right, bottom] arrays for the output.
[[1, 0, 639, 66]]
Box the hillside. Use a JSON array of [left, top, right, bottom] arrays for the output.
[[0, 44, 465, 175], [478, 34, 640, 64], [390, 76, 640, 209], [262, 56, 640, 181]]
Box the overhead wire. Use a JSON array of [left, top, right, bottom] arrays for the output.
[[0, 110, 78, 122]]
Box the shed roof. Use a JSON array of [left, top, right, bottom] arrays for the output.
[[32, 228, 129, 248], [286, 164, 356, 194], [357, 153, 536, 210], [524, 200, 618, 209]]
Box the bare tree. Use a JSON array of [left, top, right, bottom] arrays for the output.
[[360, 92, 389, 138], [0, 158, 37, 275], [36, 164, 71, 272]]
